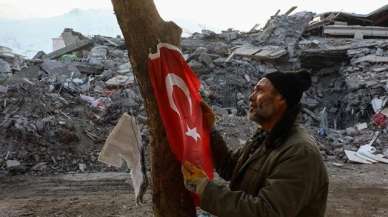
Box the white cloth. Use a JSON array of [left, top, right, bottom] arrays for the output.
[[98, 113, 147, 204]]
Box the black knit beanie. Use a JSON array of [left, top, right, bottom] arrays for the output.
[[264, 70, 311, 107]]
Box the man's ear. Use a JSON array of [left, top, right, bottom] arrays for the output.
[[275, 94, 287, 112]]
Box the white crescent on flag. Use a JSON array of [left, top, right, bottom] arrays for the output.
[[165, 73, 200, 142], [165, 73, 192, 117]]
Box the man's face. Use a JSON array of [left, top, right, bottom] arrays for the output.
[[248, 78, 285, 125]]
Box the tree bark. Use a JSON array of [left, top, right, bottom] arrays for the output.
[[110, 1, 196, 217]]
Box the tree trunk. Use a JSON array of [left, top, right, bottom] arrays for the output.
[[110, 1, 196, 217]]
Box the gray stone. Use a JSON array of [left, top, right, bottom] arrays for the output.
[[88, 46, 108, 65], [192, 47, 208, 56], [213, 57, 226, 65], [346, 78, 363, 90], [40, 60, 80, 77], [212, 42, 229, 55], [0, 59, 11, 73], [376, 48, 384, 56], [117, 63, 131, 74], [198, 53, 214, 67], [345, 127, 358, 136], [105, 75, 133, 87], [220, 29, 239, 41], [188, 60, 204, 71], [302, 96, 319, 109], [31, 162, 48, 171], [6, 160, 21, 168], [0, 85, 8, 93], [79, 163, 87, 172], [311, 75, 319, 83]]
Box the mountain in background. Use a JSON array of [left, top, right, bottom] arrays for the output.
[[0, 9, 204, 58]]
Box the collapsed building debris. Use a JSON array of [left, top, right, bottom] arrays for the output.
[[306, 4, 388, 36], [1, 6, 388, 176], [0, 29, 145, 175]]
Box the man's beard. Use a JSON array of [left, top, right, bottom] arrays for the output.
[[248, 107, 270, 125]]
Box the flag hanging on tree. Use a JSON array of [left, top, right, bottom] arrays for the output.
[[148, 43, 214, 180]]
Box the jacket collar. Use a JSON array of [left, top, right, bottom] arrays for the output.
[[263, 104, 301, 149]]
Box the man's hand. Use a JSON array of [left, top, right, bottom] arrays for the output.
[[181, 161, 209, 195], [200, 101, 216, 129]]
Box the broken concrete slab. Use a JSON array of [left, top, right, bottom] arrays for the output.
[[105, 75, 133, 87], [253, 46, 287, 60], [0, 59, 11, 73], [220, 29, 239, 41], [94, 35, 126, 48], [74, 62, 104, 75], [188, 60, 204, 71], [40, 60, 80, 76], [61, 28, 89, 46], [198, 52, 214, 67], [117, 63, 131, 74], [212, 42, 229, 56], [232, 45, 287, 60], [324, 25, 388, 39], [301, 45, 350, 68], [33, 51, 47, 60], [233, 45, 261, 56], [0, 46, 17, 59], [353, 54, 388, 64], [6, 160, 21, 168], [356, 122, 368, 131], [0, 85, 8, 93], [46, 39, 93, 60], [88, 46, 109, 65], [257, 11, 314, 47]]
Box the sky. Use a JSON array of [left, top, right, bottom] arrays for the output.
[[0, 0, 387, 31]]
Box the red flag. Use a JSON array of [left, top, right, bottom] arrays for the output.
[[148, 43, 214, 180]]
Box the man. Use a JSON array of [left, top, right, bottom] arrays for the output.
[[182, 70, 329, 217]]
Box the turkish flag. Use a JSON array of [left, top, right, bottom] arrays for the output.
[[148, 43, 214, 180]]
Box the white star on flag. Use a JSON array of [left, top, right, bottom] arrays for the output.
[[185, 125, 201, 142]]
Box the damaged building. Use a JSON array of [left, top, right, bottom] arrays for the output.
[[0, 6, 387, 176]]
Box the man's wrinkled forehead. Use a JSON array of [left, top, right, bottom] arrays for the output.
[[255, 77, 274, 91]]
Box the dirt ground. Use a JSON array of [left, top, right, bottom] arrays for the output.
[[0, 163, 387, 217]]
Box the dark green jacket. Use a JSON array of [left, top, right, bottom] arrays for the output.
[[200, 125, 328, 217]]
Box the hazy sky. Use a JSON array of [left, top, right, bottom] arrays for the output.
[[1, 0, 387, 31]]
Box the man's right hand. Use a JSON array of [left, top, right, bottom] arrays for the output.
[[200, 101, 216, 130]]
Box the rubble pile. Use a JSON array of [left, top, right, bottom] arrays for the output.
[[0, 30, 146, 175], [1, 6, 388, 175], [0, 46, 27, 83], [185, 7, 388, 162]]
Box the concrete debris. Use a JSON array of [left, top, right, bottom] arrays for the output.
[[6, 160, 21, 168], [61, 28, 89, 46], [256, 11, 314, 47], [233, 45, 262, 56], [0, 85, 8, 93], [356, 123, 368, 131], [47, 36, 93, 60], [371, 97, 387, 113], [353, 54, 388, 63], [2, 6, 388, 176], [233, 45, 287, 60], [0, 59, 11, 73], [105, 75, 133, 87], [117, 63, 132, 74], [78, 163, 87, 172], [0, 30, 145, 176], [88, 46, 109, 65], [220, 29, 240, 41], [346, 132, 388, 164], [324, 25, 388, 39]]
